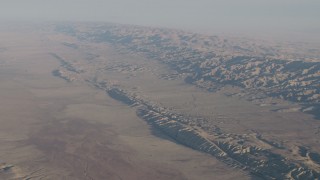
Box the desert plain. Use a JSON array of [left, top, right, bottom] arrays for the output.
[[0, 23, 319, 179]]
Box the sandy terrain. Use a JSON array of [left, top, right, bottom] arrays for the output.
[[0, 26, 249, 179]]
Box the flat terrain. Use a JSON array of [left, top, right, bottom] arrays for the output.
[[0, 26, 248, 179], [0, 23, 320, 179]]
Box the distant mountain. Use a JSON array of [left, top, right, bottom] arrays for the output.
[[55, 23, 320, 118]]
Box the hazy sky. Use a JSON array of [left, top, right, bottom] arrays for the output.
[[1, 0, 320, 40]]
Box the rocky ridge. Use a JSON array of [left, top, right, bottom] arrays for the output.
[[97, 81, 320, 180]]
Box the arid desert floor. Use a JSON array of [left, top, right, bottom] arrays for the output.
[[0, 23, 319, 179]]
